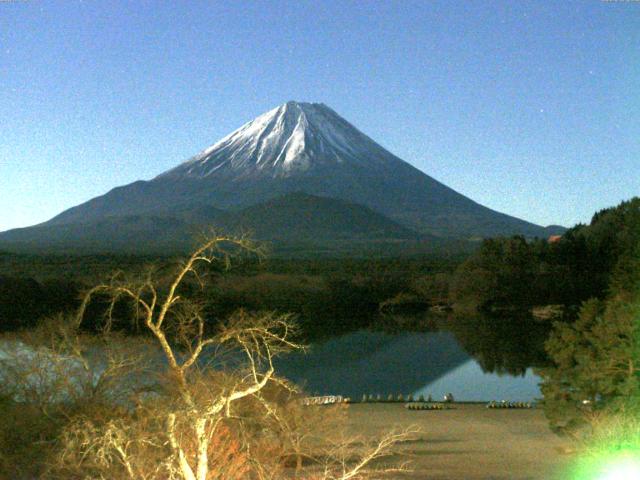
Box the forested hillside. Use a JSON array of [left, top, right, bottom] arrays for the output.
[[449, 197, 640, 311]]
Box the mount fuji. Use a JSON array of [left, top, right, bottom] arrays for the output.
[[0, 101, 563, 254]]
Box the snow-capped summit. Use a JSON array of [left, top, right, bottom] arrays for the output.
[[158, 101, 400, 179]]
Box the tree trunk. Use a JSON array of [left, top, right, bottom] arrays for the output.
[[196, 418, 210, 480]]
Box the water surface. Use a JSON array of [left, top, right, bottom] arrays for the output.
[[276, 329, 542, 401]]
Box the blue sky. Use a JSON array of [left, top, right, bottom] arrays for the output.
[[1, 0, 638, 232]]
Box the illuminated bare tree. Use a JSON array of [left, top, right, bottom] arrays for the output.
[[69, 235, 304, 480], [0, 235, 418, 480]]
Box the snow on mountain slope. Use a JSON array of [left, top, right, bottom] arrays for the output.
[[157, 101, 403, 180]]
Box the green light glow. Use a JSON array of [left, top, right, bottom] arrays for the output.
[[568, 451, 640, 480], [598, 456, 640, 480], [561, 410, 640, 480]]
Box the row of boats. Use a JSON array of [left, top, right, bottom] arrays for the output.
[[302, 396, 534, 409]]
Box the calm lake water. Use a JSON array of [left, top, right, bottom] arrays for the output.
[[275, 329, 542, 402], [1, 323, 543, 403]]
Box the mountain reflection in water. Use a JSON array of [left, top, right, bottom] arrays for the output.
[[275, 329, 542, 401]]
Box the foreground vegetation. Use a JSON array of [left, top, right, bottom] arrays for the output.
[[0, 236, 416, 479], [534, 198, 640, 467]]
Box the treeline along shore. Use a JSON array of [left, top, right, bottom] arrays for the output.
[[0, 251, 464, 338]]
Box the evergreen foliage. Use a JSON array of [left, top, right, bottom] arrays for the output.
[[537, 199, 640, 435], [451, 197, 640, 311]]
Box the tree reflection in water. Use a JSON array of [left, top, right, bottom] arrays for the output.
[[447, 312, 552, 376]]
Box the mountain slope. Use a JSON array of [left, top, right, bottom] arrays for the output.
[[0, 215, 195, 253], [217, 192, 419, 241], [0, 193, 422, 254]]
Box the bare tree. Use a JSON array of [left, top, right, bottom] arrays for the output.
[[66, 235, 303, 480], [0, 314, 152, 417], [0, 314, 157, 479], [1, 235, 416, 479], [318, 426, 419, 480]]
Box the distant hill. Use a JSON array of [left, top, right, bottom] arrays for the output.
[[0, 193, 429, 255], [217, 192, 419, 241]]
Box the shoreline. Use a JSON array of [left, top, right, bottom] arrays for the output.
[[342, 403, 572, 479]]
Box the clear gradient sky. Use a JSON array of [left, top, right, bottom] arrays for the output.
[[1, 0, 638, 232]]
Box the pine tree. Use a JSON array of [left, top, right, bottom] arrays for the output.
[[537, 243, 640, 435]]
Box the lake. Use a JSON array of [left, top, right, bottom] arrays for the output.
[[0, 322, 544, 404], [275, 329, 542, 402]]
